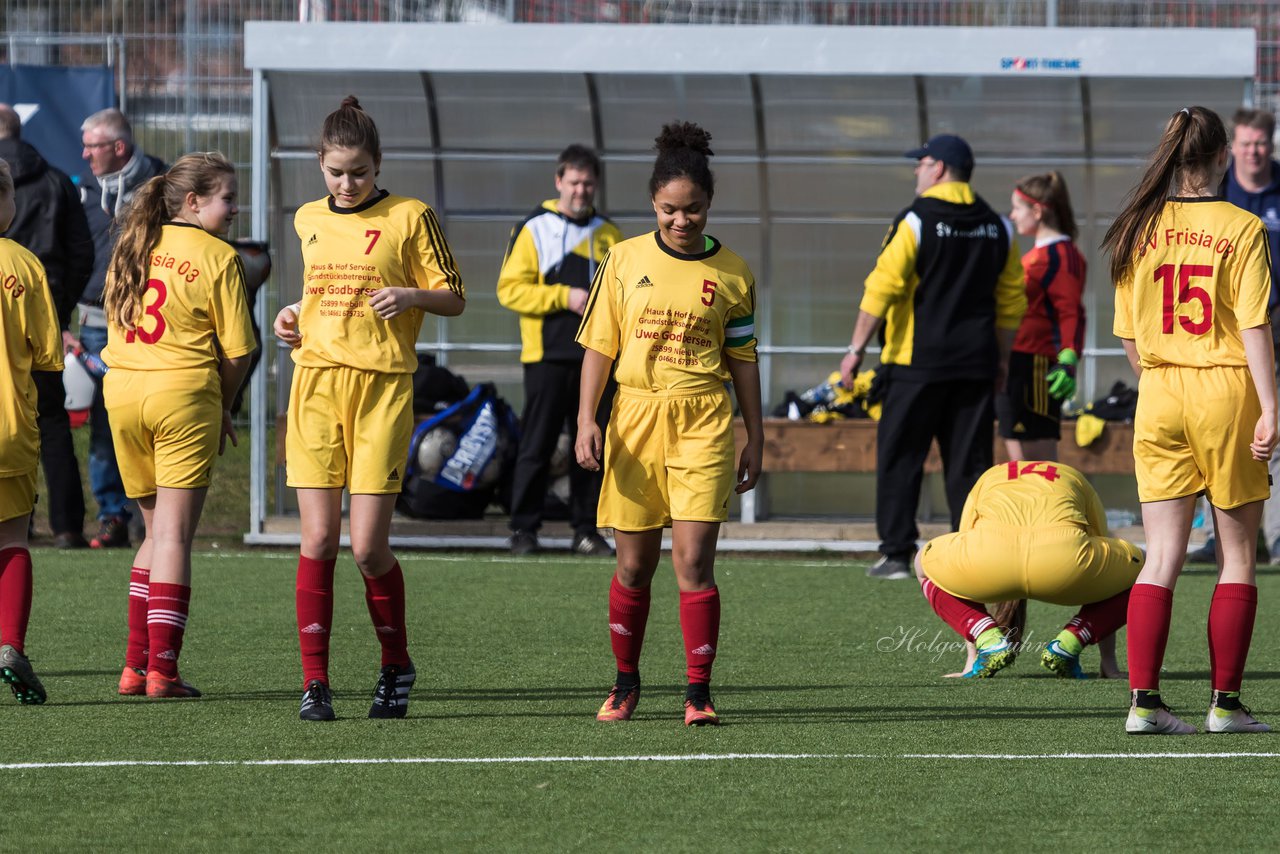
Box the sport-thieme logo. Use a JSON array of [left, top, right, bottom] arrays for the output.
[[1001, 56, 1083, 72]]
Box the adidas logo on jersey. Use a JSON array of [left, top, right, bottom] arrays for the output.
[[306, 234, 318, 246], [691, 644, 716, 656], [388, 468, 400, 481], [609, 622, 633, 636], [301, 622, 328, 635], [636, 276, 653, 288]]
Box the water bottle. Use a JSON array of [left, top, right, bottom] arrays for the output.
[[799, 379, 836, 407], [78, 350, 108, 378]]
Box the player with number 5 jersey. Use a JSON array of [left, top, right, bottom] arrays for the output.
[[101, 152, 256, 699], [917, 461, 1143, 679], [576, 121, 763, 726], [1106, 106, 1277, 735], [272, 96, 465, 723]]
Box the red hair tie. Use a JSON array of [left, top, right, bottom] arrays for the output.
[[1014, 187, 1040, 206]]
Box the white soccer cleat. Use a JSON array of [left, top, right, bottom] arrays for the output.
[[1206, 693, 1271, 734], [1126, 702, 1197, 735]]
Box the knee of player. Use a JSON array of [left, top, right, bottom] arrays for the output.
[[350, 540, 393, 576]]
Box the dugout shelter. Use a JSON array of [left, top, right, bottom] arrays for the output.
[[243, 22, 1254, 544]]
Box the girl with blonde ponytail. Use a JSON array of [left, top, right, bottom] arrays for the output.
[[1104, 106, 1276, 735], [101, 151, 257, 700]]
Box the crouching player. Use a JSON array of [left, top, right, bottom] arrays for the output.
[[917, 461, 1143, 681], [0, 160, 61, 703]]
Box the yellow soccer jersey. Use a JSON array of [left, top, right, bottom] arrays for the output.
[[958, 461, 1107, 535], [1113, 199, 1272, 368], [103, 223, 257, 371], [576, 232, 757, 392], [0, 238, 62, 475], [293, 190, 465, 374]]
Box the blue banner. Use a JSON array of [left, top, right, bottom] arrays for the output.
[[0, 65, 114, 179]]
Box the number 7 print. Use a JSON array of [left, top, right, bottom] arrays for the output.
[[365, 229, 381, 255]]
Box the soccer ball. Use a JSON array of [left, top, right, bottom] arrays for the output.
[[547, 430, 571, 478], [232, 240, 272, 290], [415, 427, 457, 481]]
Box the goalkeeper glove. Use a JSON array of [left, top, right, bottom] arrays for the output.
[[1046, 348, 1078, 401]]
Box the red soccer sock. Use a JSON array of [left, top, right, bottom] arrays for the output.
[[921, 578, 995, 642], [0, 547, 33, 653], [1068, 588, 1130, 646], [1208, 583, 1257, 693], [608, 576, 651, 675], [296, 555, 336, 687], [680, 587, 721, 684], [125, 566, 150, 671], [147, 582, 191, 679], [363, 562, 410, 668], [1127, 582, 1174, 692]]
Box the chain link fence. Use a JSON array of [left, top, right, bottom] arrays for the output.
[[1, 0, 1276, 221]]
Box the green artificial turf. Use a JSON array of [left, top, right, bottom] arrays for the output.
[[2, 550, 1278, 851]]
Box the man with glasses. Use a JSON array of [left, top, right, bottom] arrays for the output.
[[838, 134, 1026, 580], [76, 108, 167, 549]]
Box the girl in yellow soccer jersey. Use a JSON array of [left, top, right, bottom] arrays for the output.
[[272, 96, 464, 722], [102, 152, 256, 699], [1104, 106, 1277, 735], [576, 122, 764, 726], [917, 461, 1143, 680], [0, 160, 62, 705]]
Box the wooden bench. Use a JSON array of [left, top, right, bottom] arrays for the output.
[[732, 417, 1135, 523]]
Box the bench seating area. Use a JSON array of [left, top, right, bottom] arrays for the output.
[[732, 418, 1135, 523]]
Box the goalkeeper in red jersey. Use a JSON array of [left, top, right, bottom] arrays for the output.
[[998, 171, 1086, 463]]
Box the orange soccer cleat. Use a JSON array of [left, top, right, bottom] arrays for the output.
[[596, 683, 640, 722], [683, 694, 720, 727], [145, 671, 202, 699], [118, 666, 147, 696]]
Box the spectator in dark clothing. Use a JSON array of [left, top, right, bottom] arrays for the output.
[[0, 103, 94, 548], [77, 108, 167, 549]]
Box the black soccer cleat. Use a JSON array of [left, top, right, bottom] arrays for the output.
[[368, 662, 416, 719], [299, 679, 335, 722]]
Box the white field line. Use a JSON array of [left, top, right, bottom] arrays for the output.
[[3, 751, 1280, 771]]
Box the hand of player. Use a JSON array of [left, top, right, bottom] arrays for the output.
[[735, 438, 763, 494], [62, 330, 81, 355], [567, 288, 588, 315], [1251, 411, 1278, 461], [839, 350, 862, 389], [368, 287, 417, 320], [219, 409, 238, 456], [575, 421, 603, 472], [1046, 348, 1078, 400], [273, 305, 301, 348]]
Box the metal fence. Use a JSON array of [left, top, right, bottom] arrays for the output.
[[2, 1, 1277, 184]]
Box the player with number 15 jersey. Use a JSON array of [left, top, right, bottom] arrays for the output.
[[1113, 197, 1272, 507]]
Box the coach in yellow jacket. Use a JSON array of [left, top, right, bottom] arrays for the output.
[[498, 145, 622, 556], [840, 134, 1026, 580]]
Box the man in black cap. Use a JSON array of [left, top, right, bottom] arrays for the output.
[[838, 133, 1026, 579]]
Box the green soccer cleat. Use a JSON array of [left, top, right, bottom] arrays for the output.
[[0, 644, 46, 705], [962, 636, 1015, 679], [1040, 639, 1088, 680]]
